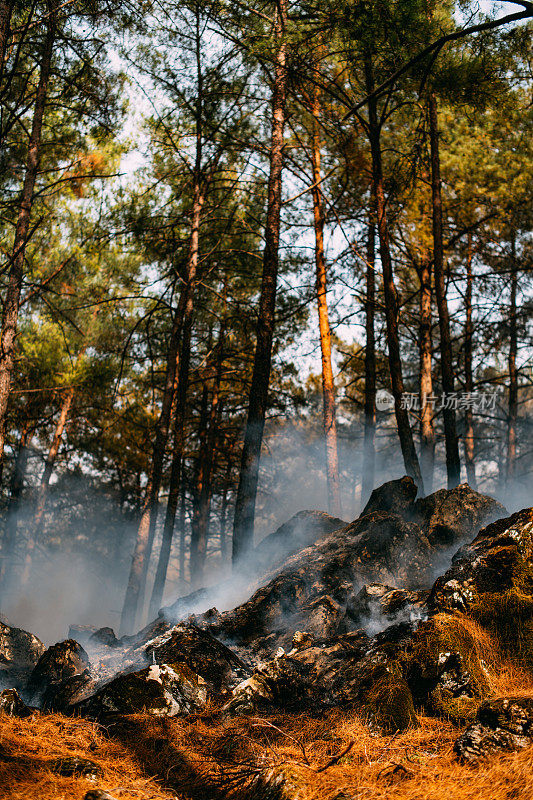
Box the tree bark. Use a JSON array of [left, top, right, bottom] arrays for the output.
[[0, 0, 14, 90], [190, 328, 224, 585], [232, 0, 288, 562], [0, 8, 55, 482], [506, 233, 518, 485], [120, 9, 205, 633], [178, 473, 186, 587], [463, 232, 477, 489], [219, 467, 230, 560], [311, 82, 342, 517], [147, 318, 193, 619], [364, 55, 424, 491], [361, 217, 376, 505], [418, 253, 435, 492], [189, 374, 209, 585], [428, 91, 460, 489], [119, 286, 188, 634]]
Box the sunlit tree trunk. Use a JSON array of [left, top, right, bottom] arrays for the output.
[[464, 233, 477, 489], [0, 0, 14, 89], [418, 253, 435, 492], [428, 92, 460, 489], [364, 55, 424, 491], [506, 233, 518, 485], [362, 218, 376, 505], [232, 0, 287, 562], [310, 81, 341, 517], [0, 9, 55, 482]]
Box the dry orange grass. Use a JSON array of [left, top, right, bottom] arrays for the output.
[[1, 703, 533, 800], [228, 710, 533, 800], [0, 712, 181, 800], [1, 623, 532, 800], [448, 613, 533, 697]]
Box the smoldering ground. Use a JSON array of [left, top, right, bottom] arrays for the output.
[[0, 473, 137, 643], [1, 415, 530, 646]]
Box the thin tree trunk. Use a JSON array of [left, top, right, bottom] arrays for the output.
[[191, 328, 224, 585], [497, 433, 506, 496], [121, 10, 205, 633], [113, 468, 128, 569], [147, 319, 193, 619], [0, 9, 55, 482], [418, 253, 435, 492], [364, 55, 424, 491], [428, 91, 460, 489], [232, 0, 287, 562], [0, 423, 31, 592], [219, 469, 230, 560], [310, 82, 341, 517], [189, 378, 209, 586], [506, 234, 518, 484], [464, 232, 477, 489], [119, 288, 187, 634], [361, 217, 376, 505], [0, 0, 14, 90], [178, 474, 186, 587], [135, 471, 142, 514], [20, 385, 74, 584]]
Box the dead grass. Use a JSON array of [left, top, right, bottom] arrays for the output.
[[452, 613, 533, 697], [0, 712, 180, 800], [1, 622, 532, 800], [1, 704, 533, 800]]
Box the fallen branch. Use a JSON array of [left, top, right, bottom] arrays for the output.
[[314, 741, 355, 773], [250, 717, 310, 765]]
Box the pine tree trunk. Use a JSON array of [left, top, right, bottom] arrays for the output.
[[219, 473, 229, 560], [232, 1, 287, 562], [120, 287, 188, 635], [428, 91, 460, 489], [0, 10, 55, 482], [311, 83, 342, 517], [362, 218, 376, 505], [506, 234, 518, 484], [120, 12, 205, 632], [190, 382, 209, 582], [20, 385, 74, 584], [364, 56, 424, 491], [0, 0, 14, 90], [191, 329, 224, 585], [147, 319, 193, 619], [464, 233, 477, 489], [178, 475, 186, 588], [418, 254, 435, 492]]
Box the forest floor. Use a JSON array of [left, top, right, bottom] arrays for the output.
[[2, 702, 533, 800]]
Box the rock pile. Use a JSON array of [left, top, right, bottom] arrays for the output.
[[3, 476, 533, 765], [0, 619, 45, 687], [455, 697, 533, 761]]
